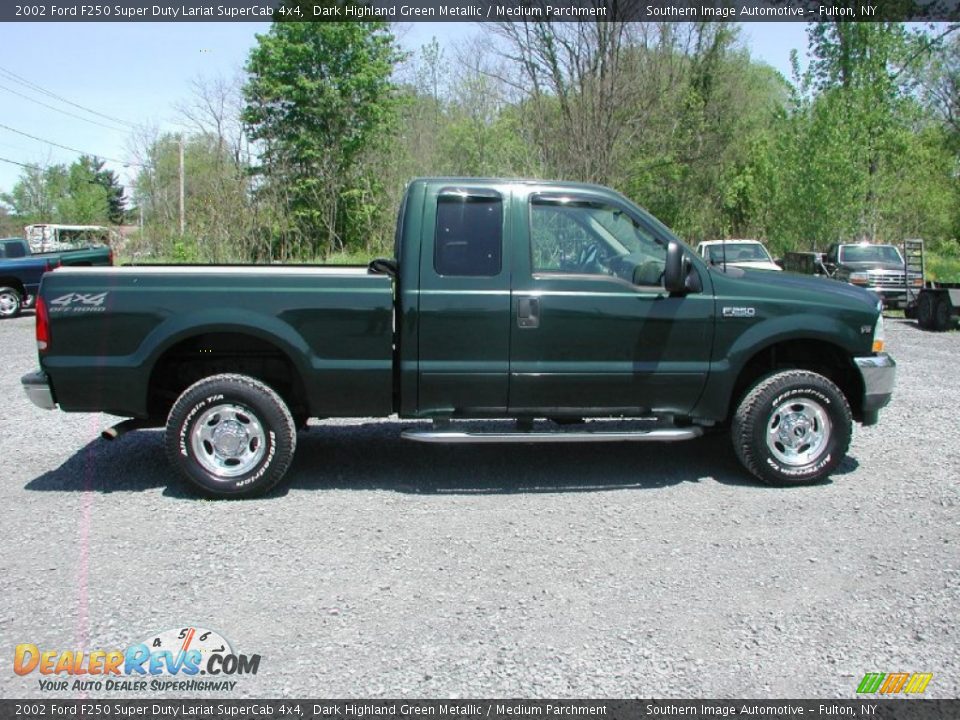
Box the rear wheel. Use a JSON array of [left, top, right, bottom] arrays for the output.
[[0, 287, 22, 319], [732, 370, 851, 487], [165, 373, 296, 498], [917, 292, 935, 330], [932, 296, 953, 332]]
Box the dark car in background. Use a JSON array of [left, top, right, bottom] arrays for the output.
[[783, 242, 922, 308], [823, 242, 922, 308]]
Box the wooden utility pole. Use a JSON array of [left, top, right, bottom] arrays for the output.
[[178, 134, 185, 236]]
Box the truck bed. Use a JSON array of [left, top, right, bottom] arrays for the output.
[[39, 264, 395, 419]]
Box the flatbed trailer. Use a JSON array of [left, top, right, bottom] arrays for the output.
[[902, 239, 958, 331]]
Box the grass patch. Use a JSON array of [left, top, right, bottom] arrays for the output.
[[322, 250, 379, 265], [926, 255, 960, 282]]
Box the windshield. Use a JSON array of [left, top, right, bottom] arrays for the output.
[[705, 242, 772, 263], [839, 244, 903, 264]]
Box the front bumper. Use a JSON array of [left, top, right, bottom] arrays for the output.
[[864, 288, 909, 309], [21, 370, 56, 410], [854, 353, 896, 425]]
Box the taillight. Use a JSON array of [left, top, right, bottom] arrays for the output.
[[108, 248, 114, 266], [36, 296, 50, 352]]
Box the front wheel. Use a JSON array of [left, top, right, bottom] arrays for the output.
[[0, 287, 22, 319], [165, 373, 297, 498], [732, 370, 852, 487]]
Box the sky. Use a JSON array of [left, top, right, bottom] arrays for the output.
[[0, 21, 810, 200]]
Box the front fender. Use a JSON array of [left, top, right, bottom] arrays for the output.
[[724, 312, 864, 370], [693, 312, 868, 421]]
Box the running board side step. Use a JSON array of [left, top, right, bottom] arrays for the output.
[[401, 427, 703, 444]]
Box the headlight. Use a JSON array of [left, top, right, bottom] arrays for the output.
[[872, 313, 885, 353], [910, 276, 924, 287], [849, 272, 870, 285]]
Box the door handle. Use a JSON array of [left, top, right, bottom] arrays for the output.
[[517, 296, 540, 329]]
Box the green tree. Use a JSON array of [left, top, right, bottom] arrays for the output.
[[1, 157, 113, 225], [132, 131, 270, 262], [766, 23, 920, 248], [243, 19, 405, 257], [90, 158, 127, 224], [59, 156, 111, 224], [1, 164, 60, 221], [623, 27, 787, 241], [0, 205, 18, 236]]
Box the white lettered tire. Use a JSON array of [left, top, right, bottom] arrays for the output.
[[732, 370, 852, 486], [165, 374, 297, 498]]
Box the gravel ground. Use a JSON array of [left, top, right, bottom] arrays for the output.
[[0, 313, 957, 699]]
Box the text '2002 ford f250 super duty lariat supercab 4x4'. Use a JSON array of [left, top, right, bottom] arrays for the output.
[[21, 179, 896, 497]]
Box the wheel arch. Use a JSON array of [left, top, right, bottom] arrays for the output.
[[0, 277, 26, 296], [727, 337, 865, 423], [145, 324, 311, 423]]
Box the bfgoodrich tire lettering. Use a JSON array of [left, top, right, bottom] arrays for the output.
[[732, 370, 852, 487], [165, 373, 296, 498]]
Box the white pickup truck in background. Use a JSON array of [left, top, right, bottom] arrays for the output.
[[695, 239, 782, 272]]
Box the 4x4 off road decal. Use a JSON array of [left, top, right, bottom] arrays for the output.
[[48, 292, 108, 313]]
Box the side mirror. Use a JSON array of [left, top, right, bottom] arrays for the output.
[[663, 241, 701, 294], [368, 257, 398, 278]]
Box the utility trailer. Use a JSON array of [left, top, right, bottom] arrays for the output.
[[903, 239, 959, 331]]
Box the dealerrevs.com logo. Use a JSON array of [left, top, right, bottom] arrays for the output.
[[14, 627, 261, 692]]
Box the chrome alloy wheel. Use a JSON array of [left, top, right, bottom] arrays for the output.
[[765, 397, 832, 467], [0, 290, 19, 317], [190, 403, 266, 479]]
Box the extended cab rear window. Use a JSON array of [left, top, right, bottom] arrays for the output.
[[434, 191, 503, 277], [0, 240, 27, 259]]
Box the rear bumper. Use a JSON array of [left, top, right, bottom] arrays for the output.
[[854, 353, 896, 425], [21, 370, 56, 410]]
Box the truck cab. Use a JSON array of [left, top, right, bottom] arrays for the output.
[[396, 180, 712, 419]]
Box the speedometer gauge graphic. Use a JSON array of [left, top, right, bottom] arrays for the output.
[[139, 626, 232, 669]]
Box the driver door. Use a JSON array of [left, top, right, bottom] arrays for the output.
[[508, 192, 713, 416]]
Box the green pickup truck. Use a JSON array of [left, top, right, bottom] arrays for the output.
[[21, 179, 895, 497], [0, 237, 113, 318]]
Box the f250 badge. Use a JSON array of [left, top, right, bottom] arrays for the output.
[[722, 306, 756, 318], [48, 292, 109, 313]]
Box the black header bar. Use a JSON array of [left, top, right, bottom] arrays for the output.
[[4, 0, 960, 23], [3, 699, 959, 720]]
